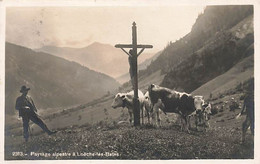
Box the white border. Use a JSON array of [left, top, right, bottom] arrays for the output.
[[1, 0, 259, 164]]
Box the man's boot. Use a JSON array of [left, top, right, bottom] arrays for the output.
[[41, 123, 57, 135], [47, 130, 57, 135]]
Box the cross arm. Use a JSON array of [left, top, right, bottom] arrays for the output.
[[137, 48, 145, 57], [120, 48, 132, 57], [115, 44, 153, 49]]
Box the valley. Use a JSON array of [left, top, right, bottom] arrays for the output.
[[5, 5, 255, 160]]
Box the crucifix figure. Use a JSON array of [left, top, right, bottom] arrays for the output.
[[115, 22, 153, 126], [128, 49, 135, 89]]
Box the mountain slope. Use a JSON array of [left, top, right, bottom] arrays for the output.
[[192, 53, 254, 98], [137, 5, 253, 93], [161, 14, 253, 92], [5, 42, 120, 115]]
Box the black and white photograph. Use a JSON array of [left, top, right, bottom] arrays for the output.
[[0, 0, 259, 162]]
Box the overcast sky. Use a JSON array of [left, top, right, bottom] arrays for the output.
[[6, 6, 205, 52]]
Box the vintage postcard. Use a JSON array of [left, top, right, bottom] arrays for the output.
[[0, 0, 259, 163]]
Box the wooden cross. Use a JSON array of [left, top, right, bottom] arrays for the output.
[[115, 22, 153, 126]]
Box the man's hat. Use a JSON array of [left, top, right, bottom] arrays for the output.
[[20, 85, 30, 93]]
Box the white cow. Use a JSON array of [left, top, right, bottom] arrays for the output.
[[111, 90, 146, 125], [143, 91, 152, 124], [202, 103, 212, 128], [188, 96, 212, 131]]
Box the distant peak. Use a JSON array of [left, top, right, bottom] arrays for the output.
[[91, 42, 102, 45], [87, 42, 111, 48]]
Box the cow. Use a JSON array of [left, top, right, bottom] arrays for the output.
[[203, 103, 212, 121], [194, 96, 212, 131], [143, 91, 152, 124], [189, 102, 212, 131], [148, 84, 204, 132], [111, 90, 146, 125], [188, 96, 204, 129], [143, 91, 166, 125]]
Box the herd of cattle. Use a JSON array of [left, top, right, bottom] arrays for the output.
[[112, 84, 212, 132]]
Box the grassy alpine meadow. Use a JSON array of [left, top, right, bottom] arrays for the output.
[[5, 113, 254, 160], [5, 92, 254, 160]]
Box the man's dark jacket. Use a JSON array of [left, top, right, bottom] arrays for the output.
[[15, 95, 37, 117]]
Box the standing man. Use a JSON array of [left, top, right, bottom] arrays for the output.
[[237, 80, 254, 143], [15, 85, 57, 142]]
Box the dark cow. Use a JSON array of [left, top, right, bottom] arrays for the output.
[[148, 84, 201, 132]]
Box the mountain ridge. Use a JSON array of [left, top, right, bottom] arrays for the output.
[[5, 42, 120, 115], [35, 42, 156, 78]]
